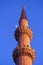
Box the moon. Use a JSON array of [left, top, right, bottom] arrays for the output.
[[15, 25, 18, 27]]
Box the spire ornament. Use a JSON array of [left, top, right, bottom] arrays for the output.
[[19, 5, 28, 24]]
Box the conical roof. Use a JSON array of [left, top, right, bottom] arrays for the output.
[[19, 5, 28, 24]]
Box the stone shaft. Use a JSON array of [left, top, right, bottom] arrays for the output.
[[12, 6, 36, 65], [16, 56, 32, 65]]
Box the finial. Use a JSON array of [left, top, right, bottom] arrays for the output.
[[19, 5, 28, 24], [22, 5, 24, 11]]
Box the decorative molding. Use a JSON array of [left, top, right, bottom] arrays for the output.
[[14, 27, 33, 41], [12, 45, 35, 63]]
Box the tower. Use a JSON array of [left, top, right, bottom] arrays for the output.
[[12, 6, 36, 65]]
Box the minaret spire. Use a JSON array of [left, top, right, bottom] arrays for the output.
[[19, 5, 28, 24], [21, 5, 27, 19]]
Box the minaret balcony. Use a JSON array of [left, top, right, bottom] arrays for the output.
[[14, 26, 33, 41]]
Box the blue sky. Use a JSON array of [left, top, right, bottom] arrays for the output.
[[0, 0, 43, 65]]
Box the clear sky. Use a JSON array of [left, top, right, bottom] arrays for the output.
[[0, 0, 43, 65]]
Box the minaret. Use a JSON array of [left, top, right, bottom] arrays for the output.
[[12, 6, 36, 65]]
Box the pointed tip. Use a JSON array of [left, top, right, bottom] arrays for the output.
[[22, 5, 25, 16], [19, 5, 28, 24], [22, 5, 25, 15], [22, 5, 24, 10]]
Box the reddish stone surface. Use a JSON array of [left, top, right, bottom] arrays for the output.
[[12, 6, 36, 65]]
